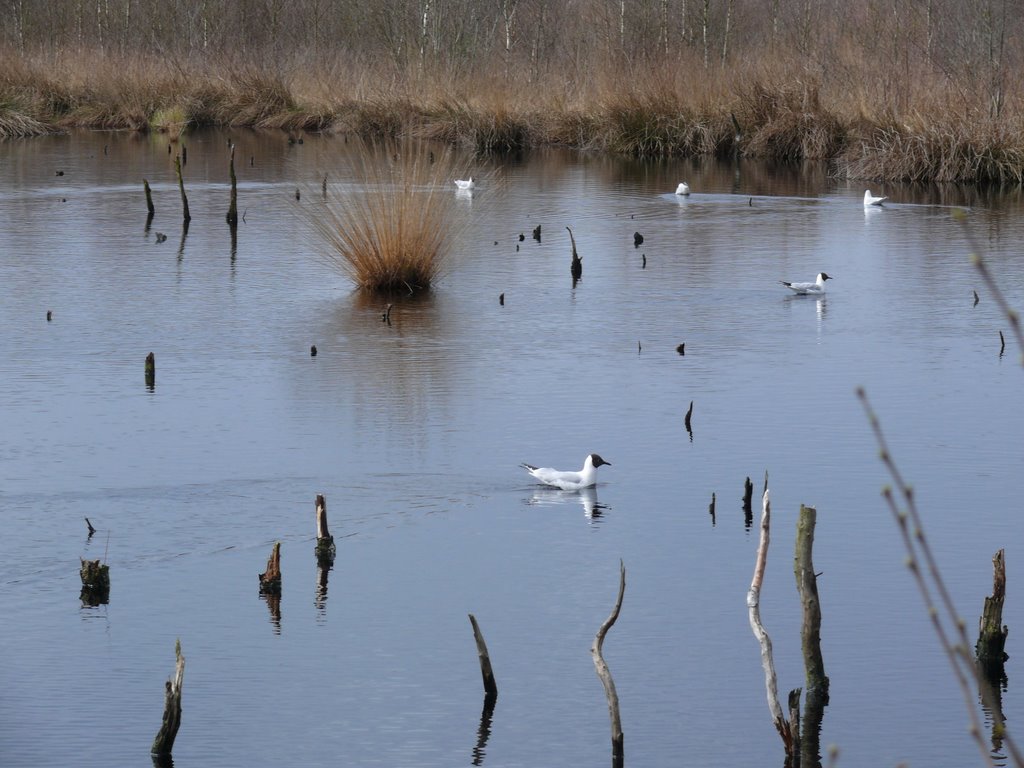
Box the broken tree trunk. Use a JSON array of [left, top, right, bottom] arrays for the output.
[[314, 494, 336, 566], [79, 557, 110, 605], [591, 559, 625, 768], [259, 542, 282, 595], [795, 504, 829, 766], [567, 226, 582, 282], [151, 639, 185, 758], [468, 613, 498, 702], [174, 155, 191, 223], [747, 487, 798, 757], [795, 505, 828, 693], [976, 549, 1009, 669], [226, 144, 238, 227], [143, 179, 155, 215]]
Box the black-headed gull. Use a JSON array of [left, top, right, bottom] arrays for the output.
[[863, 189, 887, 206], [521, 453, 611, 491], [454, 177, 475, 190], [780, 272, 831, 295], [676, 182, 691, 196]]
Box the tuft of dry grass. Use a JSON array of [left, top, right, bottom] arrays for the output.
[[308, 140, 473, 294]]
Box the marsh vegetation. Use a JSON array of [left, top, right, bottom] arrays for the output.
[[3, 0, 1024, 182], [307, 141, 472, 293]]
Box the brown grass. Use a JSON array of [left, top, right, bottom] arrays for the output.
[[307, 139, 473, 294], [2, 43, 1024, 183]]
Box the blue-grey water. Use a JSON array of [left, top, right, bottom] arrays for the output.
[[1, 129, 1023, 768]]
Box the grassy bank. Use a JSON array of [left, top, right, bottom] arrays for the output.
[[2, 47, 1023, 185]]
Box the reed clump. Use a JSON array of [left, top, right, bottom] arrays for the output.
[[422, 98, 534, 154], [736, 80, 846, 161], [308, 140, 471, 294], [836, 119, 1024, 185]]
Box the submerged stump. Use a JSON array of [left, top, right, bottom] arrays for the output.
[[151, 639, 185, 758], [174, 155, 191, 223], [315, 494, 336, 566], [143, 178, 155, 215], [145, 352, 156, 389], [79, 557, 110, 604], [567, 227, 582, 282], [976, 549, 1009, 670], [226, 144, 238, 227], [259, 542, 282, 595], [468, 613, 498, 702]]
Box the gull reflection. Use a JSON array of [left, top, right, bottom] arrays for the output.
[[528, 486, 609, 522], [864, 204, 882, 222]]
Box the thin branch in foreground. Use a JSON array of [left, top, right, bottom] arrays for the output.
[[858, 388, 1022, 768]]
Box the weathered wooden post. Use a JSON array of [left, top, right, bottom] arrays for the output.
[[226, 144, 238, 228], [259, 542, 282, 594], [795, 504, 829, 766], [795, 505, 828, 691], [315, 494, 335, 566], [708, 492, 716, 525], [468, 614, 498, 703], [145, 352, 156, 390], [151, 639, 185, 759], [567, 226, 582, 283], [80, 557, 110, 605], [591, 560, 625, 768], [976, 549, 1009, 670], [143, 179, 155, 215], [174, 155, 191, 223]]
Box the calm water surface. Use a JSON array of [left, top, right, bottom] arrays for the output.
[[2, 130, 1023, 768]]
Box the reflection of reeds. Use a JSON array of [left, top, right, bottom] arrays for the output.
[[309, 140, 469, 294]]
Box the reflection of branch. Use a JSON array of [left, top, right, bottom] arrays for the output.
[[591, 560, 625, 768], [746, 488, 797, 755], [858, 388, 1022, 768]]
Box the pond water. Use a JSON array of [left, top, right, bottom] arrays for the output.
[[1, 129, 1023, 768]]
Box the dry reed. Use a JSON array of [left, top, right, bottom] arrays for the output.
[[307, 140, 473, 294], [4, 42, 1024, 183]]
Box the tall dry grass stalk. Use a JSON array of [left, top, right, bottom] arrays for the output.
[[308, 140, 474, 294]]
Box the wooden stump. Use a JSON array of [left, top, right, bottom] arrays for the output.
[[976, 549, 1009, 668], [145, 352, 156, 390], [174, 155, 191, 223], [226, 144, 238, 227], [795, 505, 828, 693], [151, 639, 185, 758], [468, 613, 498, 703], [259, 542, 282, 595], [567, 227, 582, 282], [79, 557, 110, 605], [143, 179, 155, 215], [314, 494, 336, 566]]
